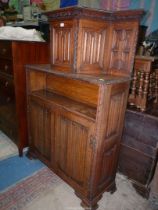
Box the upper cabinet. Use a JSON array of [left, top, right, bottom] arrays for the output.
[[46, 7, 144, 76]]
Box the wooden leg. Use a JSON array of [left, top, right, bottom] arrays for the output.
[[18, 148, 23, 157], [75, 180, 116, 209], [81, 201, 99, 210], [75, 192, 102, 210], [26, 149, 37, 159], [109, 182, 117, 194]]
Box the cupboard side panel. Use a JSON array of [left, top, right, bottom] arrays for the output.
[[93, 82, 130, 194]]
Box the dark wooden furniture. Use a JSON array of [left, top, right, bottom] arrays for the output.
[[0, 16, 6, 26], [26, 7, 143, 210], [155, 69, 158, 103], [119, 104, 158, 198], [128, 56, 158, 111], [124, 55, 158, 197], [150, 162, 158, 200], [0, 40, 49, 156]]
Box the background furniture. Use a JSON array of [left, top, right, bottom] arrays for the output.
[[154, 68, 158, 104], [128, 55, 158, 111], [150, 162, 158, 202], [26, 7, 143, 210], [0, 40, 49, 156], [119, 105, 158, 198]]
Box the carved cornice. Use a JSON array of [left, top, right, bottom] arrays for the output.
[[45, 6, 144, 22]]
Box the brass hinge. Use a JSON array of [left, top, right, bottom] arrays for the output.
[[90, 135, 96, 151]]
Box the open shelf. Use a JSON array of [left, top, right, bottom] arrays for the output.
[[29, 89, 97, 120]]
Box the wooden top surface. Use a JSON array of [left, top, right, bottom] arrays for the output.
[[26, 64, 130, 85]]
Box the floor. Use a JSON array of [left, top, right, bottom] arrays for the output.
[[0, 130, 156, 210], [0, 130, 18, 161]]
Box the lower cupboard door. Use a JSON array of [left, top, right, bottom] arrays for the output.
[[54, 110, 94, 188], [29, 98, 54, 161]]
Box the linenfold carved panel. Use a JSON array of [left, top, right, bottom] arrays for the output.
[[53, 29, 72, 64], [29, 99, 52, 160], [79, 29, 106, 72], [51, 20, 74, 72], [76, 18, 109, 74], [55, 112, 92, 186]]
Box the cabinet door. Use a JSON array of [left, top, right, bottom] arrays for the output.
[[28, 97, 55, 161], [54, 110, 94, 189], [77, 19, 109, 74], [50, 20, 75, 72], [109, 22, 138, 76]]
